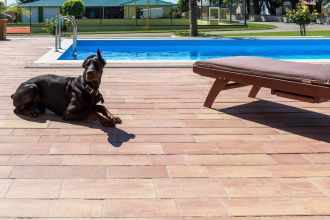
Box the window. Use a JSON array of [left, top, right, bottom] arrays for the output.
[[85, 7, 102, 18], [104, 7, 124, 19]]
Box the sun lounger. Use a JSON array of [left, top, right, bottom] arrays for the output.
[[193, 56, 330, 108]]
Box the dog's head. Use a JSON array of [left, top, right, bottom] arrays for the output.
[[82, 49, 106, 82]]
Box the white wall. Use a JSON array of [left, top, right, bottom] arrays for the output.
[[43, 7, 60, 21], [22, 7, 38, 23]]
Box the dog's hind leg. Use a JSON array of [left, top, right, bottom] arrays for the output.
[[12, 83, 42, 117]]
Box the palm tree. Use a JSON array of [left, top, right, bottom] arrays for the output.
[[189, 0, 198, 36]]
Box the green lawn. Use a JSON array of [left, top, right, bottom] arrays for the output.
[[8, 22, 276, 35], [175, 23, 277, 36], [207, 30, 330, 37]]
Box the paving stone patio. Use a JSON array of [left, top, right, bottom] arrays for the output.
[[0, 37, 329, 219]]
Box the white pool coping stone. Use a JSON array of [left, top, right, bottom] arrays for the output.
[[31, 38, 330, 68]]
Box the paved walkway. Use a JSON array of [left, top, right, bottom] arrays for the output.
[[206, 22, 330, 35], [0, 37, 329, 218]]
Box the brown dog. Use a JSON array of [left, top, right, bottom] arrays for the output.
[[11, 49, 121, 127]]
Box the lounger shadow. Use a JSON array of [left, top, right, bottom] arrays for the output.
[[218, 99, 330, 143]]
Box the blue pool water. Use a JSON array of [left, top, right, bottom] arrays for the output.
[[58, 39, 330, 61]]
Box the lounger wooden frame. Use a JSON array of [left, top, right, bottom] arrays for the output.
[[193, 65, 330, 108]]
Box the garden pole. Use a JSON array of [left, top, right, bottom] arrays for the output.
[[201, 0, 203, 24], [170, 5, 173, 25], [135, 0, 137, 26], [243, 0, 247, 25], [147, 0, 150, 30], [99, 7, 102, 25], [29, 7, 32, 35]]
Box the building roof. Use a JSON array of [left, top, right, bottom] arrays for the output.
[[18, 0, 175, 7], [122, 0, 174, 6]]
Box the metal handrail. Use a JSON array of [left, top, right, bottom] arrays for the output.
[[54, 16, 77, 58]]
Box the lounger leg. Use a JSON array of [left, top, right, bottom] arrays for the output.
[[248, 85, 261, 98], [204, 78, 228, 108]]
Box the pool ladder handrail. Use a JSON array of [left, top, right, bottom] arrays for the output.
[[54, 16, 77, 58]]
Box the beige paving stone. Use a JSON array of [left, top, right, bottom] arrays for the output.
[[104, 199, 179, 217], [60, 179, 156, 198], [6, 179, 62, 198]]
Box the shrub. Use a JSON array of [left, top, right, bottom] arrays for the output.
[[43, 16, 69, 35], [0, 2, 6, 15], [286, 1, 316, 36], [62, 0, 85, 18]]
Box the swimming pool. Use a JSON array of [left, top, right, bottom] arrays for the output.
[[58, 39, 330, 61]]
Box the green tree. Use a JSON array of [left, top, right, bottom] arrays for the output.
[[62, 0, 85, 18], [0, 2, 30, 21], [176, 0, 189, 14], [0, 2, 6, 15], [286, 1, 316, 36]]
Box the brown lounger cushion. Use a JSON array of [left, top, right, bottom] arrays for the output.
[[194, 56, 330, 86]]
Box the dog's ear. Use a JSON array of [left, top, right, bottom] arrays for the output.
[[82, 54, 96, 69], [97, 49, 106, 66]]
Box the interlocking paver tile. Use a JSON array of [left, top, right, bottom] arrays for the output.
[[0, 199, 102, 217], [0, 155, 61, 165], [296, 197, 330, 215], [185, 154, 276, 165], [0, 143, 50, 154], [164, 143, 219, 154], [0, 179, 12, 197], [62, 155, 149, 165], [50, 143, 90, 154], [167, 165, 208, 177], [91, 143, 164, 154], [221, 178, 323, 197], [10, 166, 106, 179], [268, 165, 330, 177], [176, 198, 227, 216], [222, 198, 306, 216], [6, 179, 62, 198], [104, 199, 179, 217], [150, 155, 186, 165], [206, 166, 273, 177], [108, 165, 168, 178], [60, 179, 156, 198], [309, 177, 330, 196], [155, 178, 226, 198]]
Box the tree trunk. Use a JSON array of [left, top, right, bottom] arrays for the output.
[[299, 25, 303, 36], [303, 25, 306, 36], [229, 3, 232, 22], [246, 0, 250, 16], [189, 0, 198, 37], [252, 0, 261, 15]]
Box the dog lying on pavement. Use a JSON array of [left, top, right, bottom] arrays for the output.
[[11, 49, 122, 127]]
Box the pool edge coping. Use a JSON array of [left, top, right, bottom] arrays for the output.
[[29, 37, 330, 68]]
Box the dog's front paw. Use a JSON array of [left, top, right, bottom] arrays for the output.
[[14, 107, 40, 118], [100, 119, 116, 127], [112, 116, 122, 124]]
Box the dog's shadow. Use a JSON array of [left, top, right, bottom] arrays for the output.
[[15, 112, 135, 147]]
